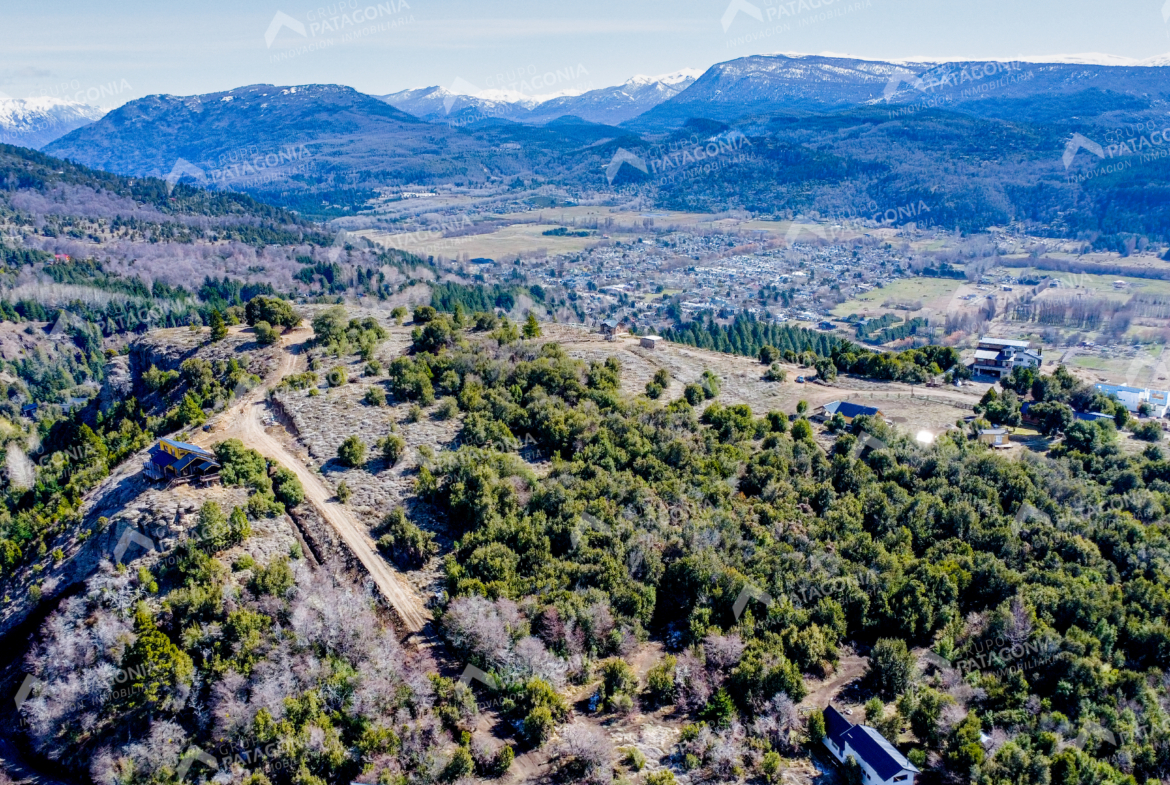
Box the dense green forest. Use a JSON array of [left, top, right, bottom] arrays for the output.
[[430, 282, 543, 315], [663, 313, 842, 358]]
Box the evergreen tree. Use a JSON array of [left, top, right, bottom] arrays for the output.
[[523, 312, 542, 339], [209, 309, 228, 341]]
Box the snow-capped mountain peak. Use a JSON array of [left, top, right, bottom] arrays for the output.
[[0, 96, 107, 150], [381, 67, 702, 126], [624, 68, 703, 87]]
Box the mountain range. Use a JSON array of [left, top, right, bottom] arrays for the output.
[[33, 51, 1170, 246], [0, 96, 106, 149], [380, 69, 702, 126]]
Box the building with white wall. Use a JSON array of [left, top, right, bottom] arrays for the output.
[[823, 705, 919, 785]]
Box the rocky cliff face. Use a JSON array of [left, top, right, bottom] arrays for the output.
[[98, 355, 132, 413]]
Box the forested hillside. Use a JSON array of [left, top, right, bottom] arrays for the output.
[[8, 307, 1170, 785], [408, 322, 1170, 784]]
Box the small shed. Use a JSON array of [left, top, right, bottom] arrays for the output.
[[978, 427, 1011, 447], [640, 335, 663, 350]]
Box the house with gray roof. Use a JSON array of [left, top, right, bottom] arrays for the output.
[[823, 705, 919, 785]]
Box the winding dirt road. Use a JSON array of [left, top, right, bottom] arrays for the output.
[[195, 327, 430, 633]]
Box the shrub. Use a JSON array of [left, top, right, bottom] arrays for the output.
[[279, 371, 318, 391], [376, 508, 437, 569], [247, 492, 283, 519], [761, 751, 782, 782], [407, 404, 423, 423], [365, 386, 386, 406], [683, 383, 705, 406], [414, 305, 438, 323], [251, 558, 294, 596], [700, 688, 736, 728], [437, 396, 459, 420], [1133, 420, 1163, 442], [253, 321, 280, 346], [646, 773, 677, 785], [336, 480, 351, 503], [327, 366, 348, 387], [442, 747, 473, 782], [494, 746, 514, 774], [645, 655, 677, 706], [766, 411, 788, 434], [621, 747, 646, 771], [790, 419, 813, 442], [387, 356, 435, 404], [491, 318, 520, 345], [215, 440, 282, 516], [364, 359, 382, 377], [700, 370, 721, 399], [272, 466, 304, 508], [338, 436, 367, 468], [438, 370, 461, 393], [413, 317, 458, 354], [311, 306, 349, 344], [759, 345, 780, 364], [379, 434, 406, 465], [523, 706, 555, 746], [600, 659, 637, 706], [143, 365, 179, 392], [196, 501, 231, 550], [764, 364, 787, 382]]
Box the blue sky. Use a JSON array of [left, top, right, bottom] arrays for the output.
[[3, 0, 1169, 106]]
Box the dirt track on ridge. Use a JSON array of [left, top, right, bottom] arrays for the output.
[[194, 326, 430, 633]]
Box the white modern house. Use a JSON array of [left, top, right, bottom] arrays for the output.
[[1094, 383, 1170, 417], [971, 337, 1043, 380], [823, 705, 919, 785]]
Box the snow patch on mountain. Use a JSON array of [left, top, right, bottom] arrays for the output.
[[771, 50, 1170, 67]]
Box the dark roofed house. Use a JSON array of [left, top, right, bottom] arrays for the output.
[[599, 320, 625, 341], [813, 401, 884, 423], [144, 438, 220, 483], [823, 705, 919, 785]]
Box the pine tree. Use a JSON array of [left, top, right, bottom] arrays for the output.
[[209, 309, 228, 341], [523, 312, 542, 339]]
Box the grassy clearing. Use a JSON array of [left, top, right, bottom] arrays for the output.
[[832, 277, 964, 318]]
